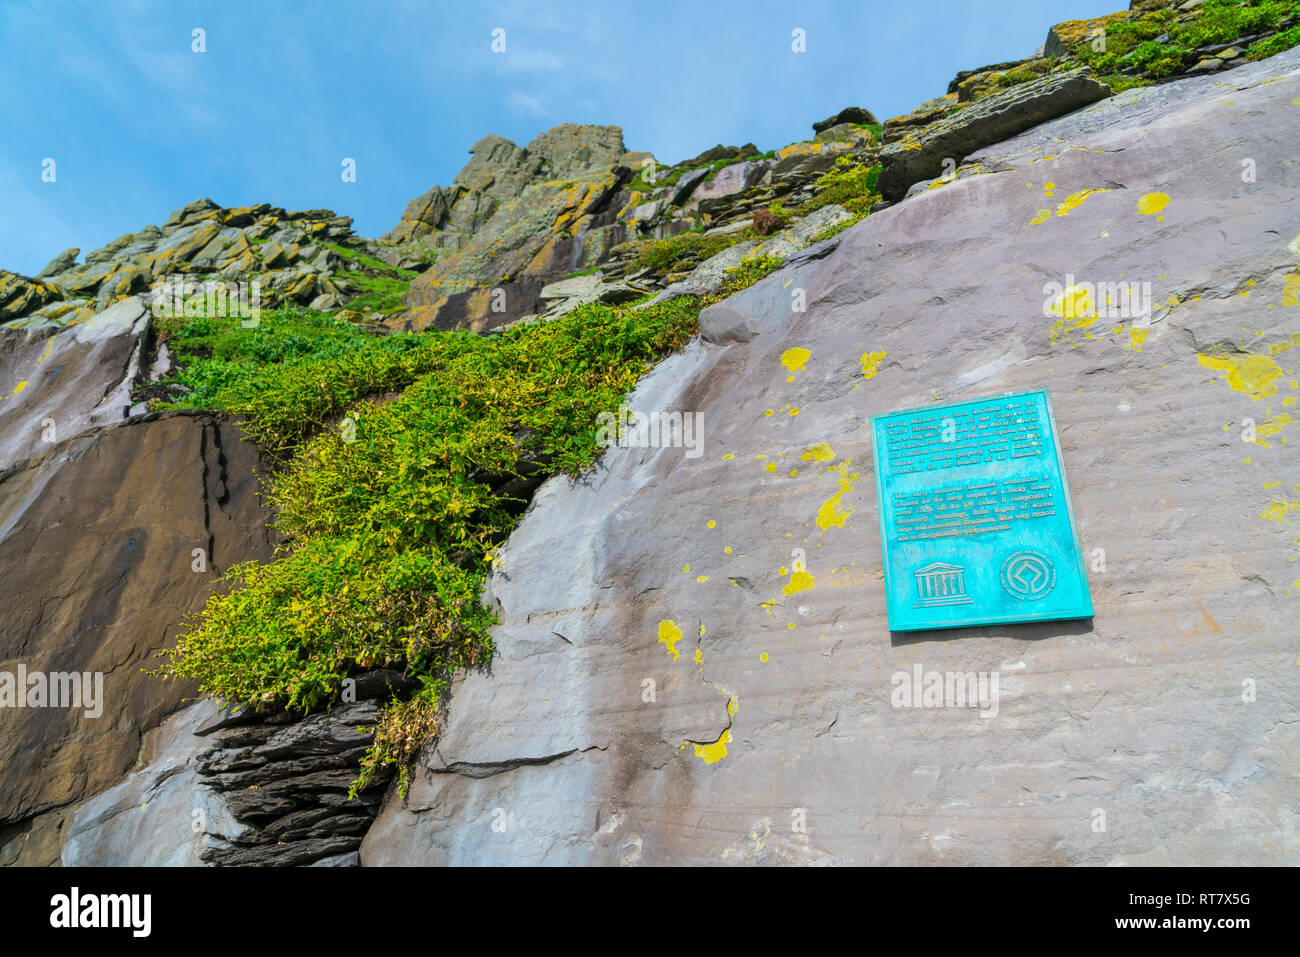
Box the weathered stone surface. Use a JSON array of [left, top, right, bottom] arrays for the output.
[[812, 106, 879, 133], [683, 144, 759, 166], [689, 161, 773, 210], [0, 271, 62, 323], [60, 700, 246, 867], [36, 248, 79, 278], [1044, 11, 1132, 59], [0, 296, 149, 470], [401, 168, 629, 331], [644, 204, 852, 306], [363, 49, 1300, 865], [0, 413, 275, 840], [878, 68, 1113, 201]]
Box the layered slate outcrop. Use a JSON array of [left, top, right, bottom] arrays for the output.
[[361, 48, 1300, 866], [0, 413, 275, 865]]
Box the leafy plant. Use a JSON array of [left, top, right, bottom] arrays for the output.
[[797, 158, 882, 217], [155, 287, 751, 795]]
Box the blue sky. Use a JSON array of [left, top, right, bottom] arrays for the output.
[[0, 0, 1121, 277]]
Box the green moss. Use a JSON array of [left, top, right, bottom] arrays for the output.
[[810, 211, 866, 244], [717, 254, 784, 295], [1099, 73, 1154, 93], [338, 271, 410, 314], [1067, 0, 1297, 82], [633, 228, 756, 277], [155, 255, 784, 795], [1247, 23, 1300, 59], [152, 305, 427, 416], [624, 165, 685, 196], [796, 158, 882, 217], [323, 242, 417, 279], [1172, 0, 1294, 49]]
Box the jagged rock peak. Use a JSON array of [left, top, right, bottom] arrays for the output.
[[384, 124, 646, 245]]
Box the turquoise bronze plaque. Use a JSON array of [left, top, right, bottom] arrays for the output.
[[870, 388, 1093, 631]]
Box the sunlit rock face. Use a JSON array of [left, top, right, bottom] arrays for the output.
[[362, 49, 1300, 866]]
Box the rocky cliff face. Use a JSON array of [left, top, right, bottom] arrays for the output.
[[3, 0, 1298, 868], [359, 48, 1300, 865], [392, 122, 879, 333], [0, 412, 274, 865]]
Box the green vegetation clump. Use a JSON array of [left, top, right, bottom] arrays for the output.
[[1248, 23, 1300, 59], [797, 158, 882, 217], [321, 242, 417, 313], [336, 271, 411, 313], [153, 305, 433, 420], [633, 227, 756, 276], [624, 165, 685, 196], [155, 256, 783, 795], [323, 242, 417, 278], [1070, 0, 1298, 81], [717, 254, 784, 295], [1173, 0, 1294, 48]]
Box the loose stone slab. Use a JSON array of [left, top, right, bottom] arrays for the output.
[[871, 388, 1093, 630]]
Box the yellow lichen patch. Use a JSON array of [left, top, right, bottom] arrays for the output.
[[1049, 285, 1095, 321], [1283, 273, 1300, 307], [682, 563, 691, 573], [816, 462, 858, 530], [1056, 188, 1112, 217], [764, 462, 777, 473], [1267, 332, 1300, 358], [707, 520, 716, 528], [724, 546, 732, 554], [1043, 182, 1056, 197], [759, 652, 770, 663], [657, 620, 683, 661], [721, 453, 735, 460], [1138, 192, 1170, 216], [1197, 351, 1284, 400], [802, 442, 835, 462], [1127, 327, 1147, 352], [12, 380, 29, 395], [694, 648, 703, 665], [788, 408, 800, 416], [780, 347, 811, 374], [1260, 498, 1300, 523], [1254, 413, 1294, 449], [696, 575, 709, 583], [783, 568, 815, 595], [1029, 208, 1052, 226], [776, 141, 826, 160], [1048, 285, 1097, 342], [860, 351, 886, 380], [690, 729, 732, 765]]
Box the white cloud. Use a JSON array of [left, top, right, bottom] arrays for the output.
[[507, 90, 546, 117], [497, 48, 567, 73]]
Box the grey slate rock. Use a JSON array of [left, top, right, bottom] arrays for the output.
[[36, 247, 78, 277], [877, 67, 1112, 201]]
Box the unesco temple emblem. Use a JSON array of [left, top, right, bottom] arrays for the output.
[[912, 561, 974, 607]]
